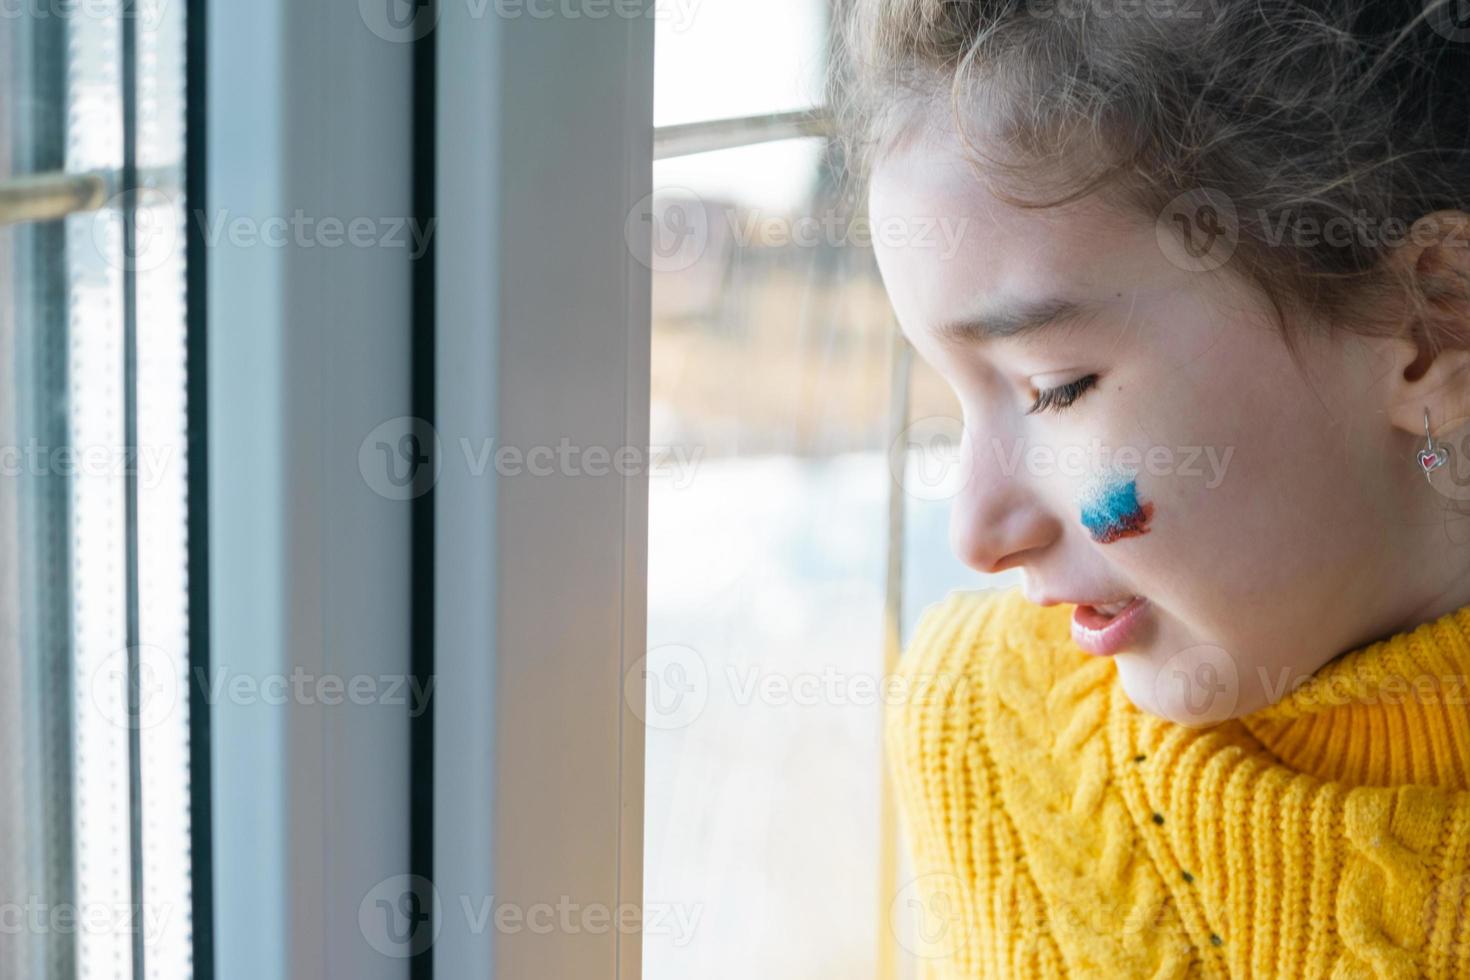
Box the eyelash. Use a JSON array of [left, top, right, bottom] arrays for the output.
[[1026, 373, 1099, 415]]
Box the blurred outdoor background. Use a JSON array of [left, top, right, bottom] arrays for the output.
[[642, 2, 1014, 977]]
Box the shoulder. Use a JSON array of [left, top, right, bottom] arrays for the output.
[[885, 585, 1107, 812], [890, 585, 1084, 717], [883, 587, 1106, 964]]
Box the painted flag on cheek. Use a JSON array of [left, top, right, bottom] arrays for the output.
[[1079, 474, 1155, 544]]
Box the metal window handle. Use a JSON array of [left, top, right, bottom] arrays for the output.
[[0, 171, 111, 227], [654, 108, 833, 161]]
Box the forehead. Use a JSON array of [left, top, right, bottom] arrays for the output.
[[866, 124, 1155, 339]]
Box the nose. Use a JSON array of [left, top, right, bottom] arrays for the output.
[[948, 423, 1060, 575]]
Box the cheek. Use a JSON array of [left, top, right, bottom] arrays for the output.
[[1076, 473, 1157, 544]]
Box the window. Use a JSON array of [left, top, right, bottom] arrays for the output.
[[0, 5, 1000, 978], [0, 1, 197, 977], [644, 4, 988, 978]]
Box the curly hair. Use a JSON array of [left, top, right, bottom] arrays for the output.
[[831, 0, 1470, 352]]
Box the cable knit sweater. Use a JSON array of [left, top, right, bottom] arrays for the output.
[[887, 586, 1470, 978]]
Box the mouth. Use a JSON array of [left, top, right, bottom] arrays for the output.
[[1070, 595, 1149, 656], [1080, 595, 1137, 619]]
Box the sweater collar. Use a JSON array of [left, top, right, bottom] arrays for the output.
[[1237, 602, 1470, 790]]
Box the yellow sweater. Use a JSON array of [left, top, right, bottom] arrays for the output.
[[887, 586, 1470, 978]]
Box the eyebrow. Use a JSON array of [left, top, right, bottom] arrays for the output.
[[935, 298, 1098, 346]]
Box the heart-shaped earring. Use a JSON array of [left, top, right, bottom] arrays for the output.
[[1420, 408, 1448, 481]]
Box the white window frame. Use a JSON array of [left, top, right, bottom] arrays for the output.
[[206, 0, 418, 972], [206, 1, 653, 978], [433, 3, 653, 975]]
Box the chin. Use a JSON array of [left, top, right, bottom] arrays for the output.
[[1113, 648, 1248, 727]]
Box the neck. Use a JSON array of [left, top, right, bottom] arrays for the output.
[[1239, 598, 1470, 789]]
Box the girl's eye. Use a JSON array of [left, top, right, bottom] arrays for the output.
[[1026, 373, 1099, 415]]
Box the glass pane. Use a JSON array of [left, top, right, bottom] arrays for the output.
[[0, 8, 77, 979], [643, 137, 898, 979], [653, 0, 829, 127], [133, 2, 193, 977], [0, 1, 191, 977], [67, 4, 133, 975]]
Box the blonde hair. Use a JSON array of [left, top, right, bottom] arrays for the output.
[[832, 0, 1470, 350]]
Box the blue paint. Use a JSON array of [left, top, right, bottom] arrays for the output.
[[1079, 474, 1154, 544]]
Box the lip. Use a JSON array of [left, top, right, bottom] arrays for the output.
[[1069, 596, 1150, 656]]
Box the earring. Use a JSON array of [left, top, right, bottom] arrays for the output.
[[1419, 408, 1449, 481]]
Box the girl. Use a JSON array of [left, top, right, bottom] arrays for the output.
[[836, 0, 1470, 975]]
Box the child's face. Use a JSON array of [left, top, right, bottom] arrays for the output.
[[869, 121, 1454, 724]]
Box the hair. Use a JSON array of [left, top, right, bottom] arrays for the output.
[[832, 0, 1470, 356]]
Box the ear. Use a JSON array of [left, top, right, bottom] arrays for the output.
[[1379, 210, 1470, 440]]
